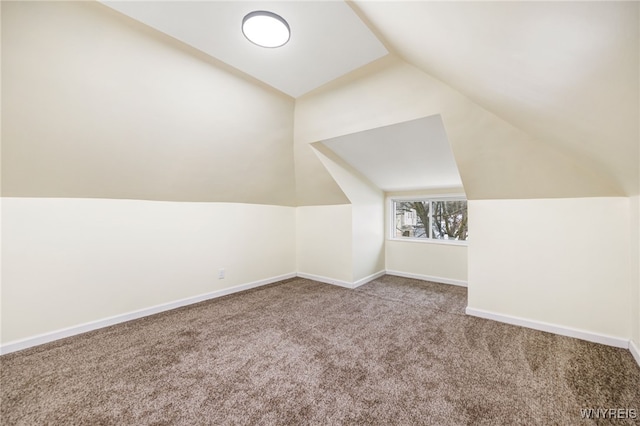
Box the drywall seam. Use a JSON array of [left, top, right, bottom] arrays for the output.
[[466, 307, 629, 349], [386, 270, 467, 287], [0, 272, 296, 355]]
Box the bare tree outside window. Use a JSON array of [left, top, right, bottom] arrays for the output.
[[431, 200, 468, 240], [394, 199, 468, 241]]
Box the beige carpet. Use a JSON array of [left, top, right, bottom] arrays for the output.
[[1, 276, 639, 425]]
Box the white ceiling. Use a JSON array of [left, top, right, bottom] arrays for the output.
[[100, 1, 388, 98], [320, 116, 462, 192]]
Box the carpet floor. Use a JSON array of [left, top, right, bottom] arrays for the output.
[[1, 276, 639, 425]]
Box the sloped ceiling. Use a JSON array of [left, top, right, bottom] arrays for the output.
[[3, 1, 638, 205], [98, 1, 639, 197], [320, 115, 462, 192], [352, 1, 639, 196], [1, 1, 297, 205], [100, 1, 388, 97], [294, 55, 622, 201]]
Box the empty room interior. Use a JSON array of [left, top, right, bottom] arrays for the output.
[[1, 0, 639, 424]]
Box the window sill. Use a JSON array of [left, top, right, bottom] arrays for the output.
[[388, 237, 468, 246]]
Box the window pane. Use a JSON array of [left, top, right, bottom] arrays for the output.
[[431, 200, 468, 240], [394, 201, 429, 238]]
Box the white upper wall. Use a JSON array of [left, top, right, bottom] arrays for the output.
[[1, 1, 296, 205]]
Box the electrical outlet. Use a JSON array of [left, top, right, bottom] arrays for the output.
[[218, 268, 225, 279]]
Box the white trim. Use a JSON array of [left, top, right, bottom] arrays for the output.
[[386, 270, 467, 287], [465, 307, 629, 349], [388, 195, 468, 243], [6, 269, 632, 361], [296, 270, 386, 289], [630, 340, 640, 368], [352, 270, 386, 288], [388, 237, 468, 246], [0, 272, 296, 355], [296, 272, 353, 289], [388, 193, 467, 201]]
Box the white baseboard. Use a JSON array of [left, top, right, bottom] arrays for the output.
[[352, 270, 386, 288], [385, 270, 467, 287], [630, 339, 640, 368], [6, 271, 634, 361], [296, 270, 386, 289], [296, 272, 353, 289], [466, 307, 629, 349], [0, 272, 296, 356]]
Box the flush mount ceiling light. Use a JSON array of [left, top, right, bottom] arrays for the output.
[[242, 11, 290, 48]]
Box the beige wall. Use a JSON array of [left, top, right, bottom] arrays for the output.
[[386, 241, 467, 285], [1, 198, 296, 344], [352, 203, 385, 282], [385, 190, 468, 285], [295, 56, 620, 201], [1, 1, 295, 205], [296, 205, 353, 283], [468, 198, 631, 340], [354, 1, 639, 197], [311, 145, 385, 282]]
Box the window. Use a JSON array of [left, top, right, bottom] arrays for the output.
[[392, 198, 468, 242]]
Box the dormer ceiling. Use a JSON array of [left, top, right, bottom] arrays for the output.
[[320, 116, 463, 193]]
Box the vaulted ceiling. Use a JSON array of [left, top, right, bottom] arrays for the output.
[[98, 0, 639, 198], [100, 1, 388, 97], [2, 1, 638, 205], [352, 1, 639, 196]]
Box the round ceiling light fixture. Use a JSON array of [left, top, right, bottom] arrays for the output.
[[242, 11, 290, 48]]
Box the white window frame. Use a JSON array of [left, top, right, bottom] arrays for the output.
[[388, 194, 468, 246]]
